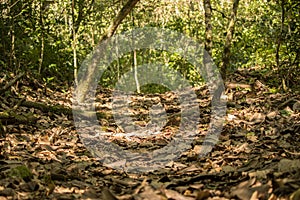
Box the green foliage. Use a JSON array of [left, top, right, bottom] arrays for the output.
[[140, 83, 171, 94], [99, 49, 204, 89], [168, 53, 204, 87], [9, 165, 33, 181], [0, 0, 298, 90], [280, 109, 292, 116]]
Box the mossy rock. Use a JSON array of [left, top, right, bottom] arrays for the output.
[[9, 165, 33, 181]]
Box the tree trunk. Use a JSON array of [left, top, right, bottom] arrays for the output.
[[76, 0, 140, 102], [101, 0, 140, 41], [38, 2, 44, 74], [220, 0, 240, 81], [203, 0, 213, 56], [275, 0, 285, 69], [131, 10, 140, 93], [72, 0, 78, 86]]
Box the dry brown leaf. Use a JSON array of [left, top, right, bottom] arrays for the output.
[[249, 112, 265, 124], [248, 169, 272, 179], [81, 188, 99, 199], [231, 178, 256, 199], [137, 186, 166, 200], [290, 188, 300, 200], [164, 189, 194, 200], [266, 111, 277, 120], [196, 190, 211, 200], [102, 188, 118, 200]]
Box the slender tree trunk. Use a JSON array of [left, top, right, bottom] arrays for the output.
[[9, 1, 16, 69], [220, 0, 240, 81], [72, 0, 78, 86], [10, 28, 16, 68], [38, 2, 44, 74], [203, 0, 216, 96], [132, 11, 140, 93], [200, 0, 228, 156], [115, 37, 121, 79], [276, 0, 285, 69], [133, 49, 140, 93], [203, 0, 213, 56], [76, 0, 140, 102], [39, 37, 44, 74], [113, 1, 120, 79]]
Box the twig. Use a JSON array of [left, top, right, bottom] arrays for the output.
[[278, 96, 297, 109]]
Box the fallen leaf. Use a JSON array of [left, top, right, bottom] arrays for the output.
[[196, 190, 211, 200], [102, 188, 118, 200], [164, 189, 194, 200]]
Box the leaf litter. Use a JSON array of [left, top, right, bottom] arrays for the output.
[[0, 71, 299, 199]]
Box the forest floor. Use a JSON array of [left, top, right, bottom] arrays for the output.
[[0, 69, 300, 200]]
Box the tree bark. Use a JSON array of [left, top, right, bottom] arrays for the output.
[[76, 0, 140, 102], [38, 2, 44, 74], [203, 0, 213, 56], [101, 0, 140, 41], [131, 10, 140, 93], [275, 0, 285, 69], [72, 0, 78, 86], [220, 0, 240, 81]]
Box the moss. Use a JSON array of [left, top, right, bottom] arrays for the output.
[[9, 165, 33, 181]]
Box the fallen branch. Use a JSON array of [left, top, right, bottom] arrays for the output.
[[0, 72, 25, 93], [278, 96, 297, 109], [20, 100, 111, 119], [0, 111, 37, 124], [21, 100, 72, 116]]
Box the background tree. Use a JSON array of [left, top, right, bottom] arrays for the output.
[[0, 0, 299, 91], [204, 0, 213, 56], [220, 0, 240, 81]]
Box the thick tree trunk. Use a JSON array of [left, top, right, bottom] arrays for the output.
[[220, 0, 240, 81], [76, 0, 140, 102]]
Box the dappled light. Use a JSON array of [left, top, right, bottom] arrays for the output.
[[0, 0, 299, 199]]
